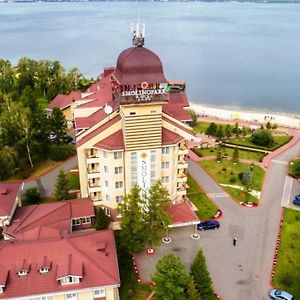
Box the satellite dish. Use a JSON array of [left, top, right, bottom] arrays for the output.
[[104, 104, 113, 115]]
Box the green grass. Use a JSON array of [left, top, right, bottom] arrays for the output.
[[226, 135, 292, 151], [199, 160, 265, 191], [289, 158, 300, 179], [273, 209, 300, 298], [192, 121, 212, 133], [115, 232, 152, 300], [67, 173, 80, 189], [223, 186, 259, 204], [187, 175, 218, 220], [192, 146, 265, 162]]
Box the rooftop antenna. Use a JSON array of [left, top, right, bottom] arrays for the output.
[[131, 11, 145, 47]]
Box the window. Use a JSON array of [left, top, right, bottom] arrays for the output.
[[61, 276, 80, 285], [105, 180, 109, 188], [116, 209, 122, 218], [116, 195, 124, 204], [105, 207, 111, 217], [65, 292, 77, 300], [105, 195, 110, 202], [18, 270, 28, 276], [91, 163, 95, 169], [115, 166, 122, 174], [93, 289, 106, 297], [130, 112, 136, 115], [162, 161, 169, 169], [162, 176, 169, 184], [150, 110, 157, 113], [82, 217, 91, 224], [103, 151, 108, 158], [104, 165, 108, 173], [72, 219, 81, 226], [39, 267, 49, 274], [162, 147, 170, 155], [115, 181, 123, 189], [114, 152, 122, 159], [0, 287, 3, 294], [131, 152, 137, 185]]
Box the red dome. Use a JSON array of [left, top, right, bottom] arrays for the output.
[[113, 47, 167, 85]]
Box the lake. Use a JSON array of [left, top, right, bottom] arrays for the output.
[[0, 2, 300, 113]]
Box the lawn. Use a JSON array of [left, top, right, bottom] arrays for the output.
[[226, 135, 292, 151], [192, 146, 265, 162], [223, 186, 259, 204], [115, 232, 152, 300], [199, 160, 265, 191], [273, 209, 300, 298], [187, 175, 218, 220], [192, 121, 212, 133], [67, 173, 80, 189]]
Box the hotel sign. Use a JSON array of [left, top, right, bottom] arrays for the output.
[[121, 88, 167, 102], [137, 151, 151, 197]]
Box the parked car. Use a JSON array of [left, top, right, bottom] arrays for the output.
[[269, 289, 294, 300], [197, 220, 220, 231], [293, 196, 300, 206]]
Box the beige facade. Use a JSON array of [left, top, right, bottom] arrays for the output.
[[9, 286, 119, 300], [77, 101, 192, 217]]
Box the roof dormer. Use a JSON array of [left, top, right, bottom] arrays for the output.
[[38, 256, 51, 274], [0, 266, 8, 294], [16, 259, 30, 277]]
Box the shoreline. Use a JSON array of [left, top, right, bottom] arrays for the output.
[[190, 102, 300, 129]]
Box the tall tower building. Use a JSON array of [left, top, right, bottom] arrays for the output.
[[74, 25, 195, 219]]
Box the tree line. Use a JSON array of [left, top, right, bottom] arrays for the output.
[[0, 58, 92, 179]]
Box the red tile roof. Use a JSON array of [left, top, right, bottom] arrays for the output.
[[0, 182, 21, 217], [0, 266, 8, 286], [56, 254, 83, 279], [48, 91, 81, 110], [163, 105, 192, 122], [168, 92, 189, 107], [75, 108, 107, 130], [162, 116, 194, 136], [166, 200, 199, 227], [3, 199, 94, 240], [113, 47, 167, 85], [0, 230, 120, 299], [77, 114, 121, 147], [94, 129, 124, 150], [162, 127, 184, 145]]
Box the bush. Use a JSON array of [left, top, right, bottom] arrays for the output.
[[22, 187, 41, 205], [251, 129, 274, 147], [49, 144, 76, 161], [230, 177, 237, 183]]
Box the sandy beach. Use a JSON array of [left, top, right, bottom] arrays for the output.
[[190, 102, 300, 130]]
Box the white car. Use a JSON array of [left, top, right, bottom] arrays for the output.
[[269, 289, 294, 300]]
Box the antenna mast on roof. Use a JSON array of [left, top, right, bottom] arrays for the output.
[[131, 18, 145, 47]]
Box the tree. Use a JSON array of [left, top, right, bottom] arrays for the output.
[[95, 207, 111, 230], [216, 150, 222, 162], [187, 278, 201, 300], [266, 121, 272, 130], [225, 124, 232, 139], [241, 167, 253, 193], [242, 127, 247, 137], [232, 122, 241, 138], [53, 169, 71, 200], [152, 253, 191, 300], [145, 181, 171, 248], [205, 122, 218, 136], [49, 108, 68, 144], [0, 59, 14, 93], [232, 147, 239, 163], [216, 125, 224, 140], [251, 129, 274, 147], [190, 249, 214, 299], [0, 146, 17, 179], [118, 185, 147, 253], [22, 187, 41, 205], [186, 109, 198, 127]]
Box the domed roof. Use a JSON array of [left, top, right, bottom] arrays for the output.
[[113, 46, 167, 85]]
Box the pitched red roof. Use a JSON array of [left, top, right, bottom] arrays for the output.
[[77, 114, 121, 147], [0, 266, 8, 286], [0, 230, 120, 299], [94, 129, 124, 150], [113, 46, 167, 85], [162, 128, 184, 145], [0, 182, 21, 217], [163, 105, 192, 122], [168, 92, 189, 107], [166, 200, 199, 226], [56, 254, 83, 279], [3, 199, 94, 240], [162, 116, 194, 136], [75, 108, 107, 130], [48, 91, 81, 110]]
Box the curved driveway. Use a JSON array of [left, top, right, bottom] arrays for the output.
[[188, 139, 300, 300]]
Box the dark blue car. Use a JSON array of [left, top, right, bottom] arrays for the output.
[[292, 195, 300, 206], [197, 220, 220, 231]]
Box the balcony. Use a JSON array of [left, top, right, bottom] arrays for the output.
[[177, 176, 187, 183], [177, 187, 187, 196], [86, 157, 100, 164], [178, 148, 189, 155], [177, 160, 188, 169], [89, 186, 102, 193], [87, 172, 101, 179]]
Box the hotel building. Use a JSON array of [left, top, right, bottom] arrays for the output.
[[49, 24, 197, 219]]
